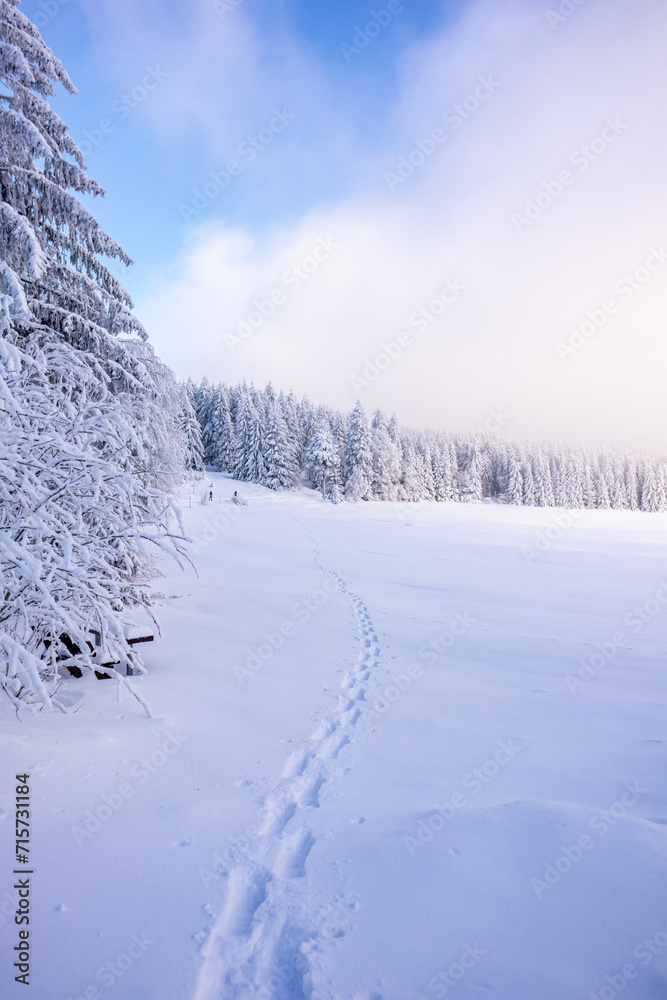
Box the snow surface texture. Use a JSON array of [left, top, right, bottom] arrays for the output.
[[2, 474, 667, 999]]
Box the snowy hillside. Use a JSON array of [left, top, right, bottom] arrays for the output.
[[2, 476, 667, 999]]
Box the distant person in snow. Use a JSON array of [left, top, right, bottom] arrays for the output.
[[209, 489, 213, 502]]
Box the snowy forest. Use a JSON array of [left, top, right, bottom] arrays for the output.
[[190, 379, 667, 512]]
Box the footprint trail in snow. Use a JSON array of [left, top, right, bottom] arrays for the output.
[[192, 518, 384, 1000]]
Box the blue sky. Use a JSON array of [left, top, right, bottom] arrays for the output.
[[20, 0, 667, 451], [26, 0, 458, 271]]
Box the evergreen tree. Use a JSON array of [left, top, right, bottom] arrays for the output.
[[246, 398, 267, 484], [400, 438, 420, 501], [522, 456, 536, 507], [283, 389, 304, 469], [610, 476, 627, 510], [593, 457, 611, 509], [640, 458, 664, 512], [506, 447, 524, 506], [329, 482, 343, 504], [232, 388, 254, 481], [371, 409, 400, 500], [582, 460, 597, 509], [625, 457, 640, 511], [306, 421, 339, 496], [564, 454, 585, 508], [206, 385, 235, 472], [550, 447, 567, 508], [0, 4, 184, 707], [532, 449, 554, 507], [345, 401, 373, 500], [180, 401, 205, 472], [263, 399, 297, 490], [416, 441, 436, 500], [432, 439, 455, 502], [458, 455, 483, 503]]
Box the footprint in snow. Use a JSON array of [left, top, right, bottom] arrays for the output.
[[317, 731, 350, 760], [282, 749, 309, 778], [310, 718, 335, 741], [295, 773, 325, 808], [259, 798, 297, 837], [221, 865, 272, 937], [273, 827, 315, 879]]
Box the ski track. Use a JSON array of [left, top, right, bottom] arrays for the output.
[[192, 517, 384, 1000]]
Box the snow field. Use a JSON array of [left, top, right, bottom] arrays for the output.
[[2, 474, 667, 998]]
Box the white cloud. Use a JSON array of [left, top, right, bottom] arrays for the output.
[[134, 0, 667, 452]]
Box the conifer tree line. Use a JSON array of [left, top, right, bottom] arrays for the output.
[[0, 2, 196, 708], [189, 378, 667, 512]]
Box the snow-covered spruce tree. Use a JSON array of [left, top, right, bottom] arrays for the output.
[[640, 457, 666, 513], [263, 398, 298, 491], [204, 384, 235, 473], [121, 340, 197, 488], [0, 4, 185, 709], [246, 398, 267, 484], [532, 449, 554, 508], [345, 401, 372, 501], [282, 389, 304, 470], [182, 378, 204, 470], [624, 456, 640, 511], [416, 441, 436, 501], [399, 436, 420, 501], [505, 446, 523, 506], [371, 409, 400, 501], [180, 399, 205, 472], [232, 387, 254, 481], [433, 438, 455, 502], [306, 420, 339, 496], [0, 339, 187, 710]]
